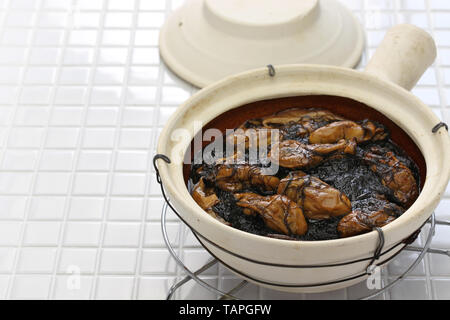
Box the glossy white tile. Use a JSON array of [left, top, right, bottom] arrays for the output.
[[29, 196, 66, 220], [23, 222, 61, 246], [95, 276, 134, 299], [68, 197, 105, 220], [103, 222, 141, 247], [58, 248, 97, 273], [17, 247, 57, 272], [108, 197, 144, 221], [64, 222, 102, 247], [53, 275, 94, 299], [10, 275, 52, 299], [99, 249, 138, 273]]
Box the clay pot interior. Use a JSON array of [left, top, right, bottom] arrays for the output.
[[183, 95, 426, 192]]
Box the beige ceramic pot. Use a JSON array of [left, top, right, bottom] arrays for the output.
[[155, 24, 450, 293]]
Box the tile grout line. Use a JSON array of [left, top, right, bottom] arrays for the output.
[[0, 0, 25, 172], [46, 0, 93, 299], [174, 222, 186, 299], [124, 0, 157, 300], [129, 31, 178, 300], [86, 0, 127, 300], [3, 0, 46, 299], [425, 0, 448, 122], [423, 0, 446, 300]]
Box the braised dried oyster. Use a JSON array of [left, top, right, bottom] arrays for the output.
[[269, 139, 356, 169], [262, 108, 344, 130], [235, 193, 308, 236], [309, 120, 387, 144], [225, 127, 281, 150], [337, 198, 404, 238], [190, 108, 420, 240], [192, 178, 230, 225], [277, 171, 352, 219], [214, 164, 280, 193], [361, 145, 419, 207]]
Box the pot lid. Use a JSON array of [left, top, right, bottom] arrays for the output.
[[159, 0, 365, 88]]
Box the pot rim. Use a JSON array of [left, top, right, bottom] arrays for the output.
[[156, 64, 450, 254]]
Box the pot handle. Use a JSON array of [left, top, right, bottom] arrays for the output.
[[364, 24, 437, 91]]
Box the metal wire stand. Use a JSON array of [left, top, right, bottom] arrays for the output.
[[161, 202, 450, 300]]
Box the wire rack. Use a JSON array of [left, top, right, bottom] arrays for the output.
[[160, 0, 450, 300], [160, 200, 450, 300]]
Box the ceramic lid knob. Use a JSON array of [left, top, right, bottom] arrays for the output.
[[204, 0, 318, 27]]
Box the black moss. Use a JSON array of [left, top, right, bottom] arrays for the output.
[[190, 117, 419, 241], [212, 189, 272, 236], [306, 156, 394, 203], [298, 217, 341, 241]]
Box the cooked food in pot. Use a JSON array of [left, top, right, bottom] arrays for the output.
[[308, 120, 388, 144], [269, 139, 356, 169], [191, 177, 230, 226], [189, 108, 420, 240], [337, 197, 404, 238], [361, 145, 419, 207], [235, 193, 308, 236], [214, 164, 280, 193], [277, 171, 352, 219]]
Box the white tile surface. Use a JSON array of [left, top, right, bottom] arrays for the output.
[[10, 275, 52, 299], [95, 276, 134, 299], [53, 275, 94, 300], [68, 197, 105, 220], [108, 197, 144, 221], [0, 0, 447, 301], [17, 247, 57, 273], [58, 248, 97, 274], [63, 222, 102, 247], [99, 249, 137, 274], [432, 279, 450, 299], [137, 276, 175, 300], [29, 196, 66, 220], [389, 278, 431, 300], [140, 249, 177, 274], [0, 248, 16, 273], [23, 222, 61, 246], [0, 196, 27, 220], [103, 222, 141, 247]]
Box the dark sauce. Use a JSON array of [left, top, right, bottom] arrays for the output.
[[189, 118, 420, 241], [191, 140, 419, 241]]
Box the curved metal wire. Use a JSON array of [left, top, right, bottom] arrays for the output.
[[359, 213, 436, 300], [161, 202, 240, 300], [161, 200, 439, 300]]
